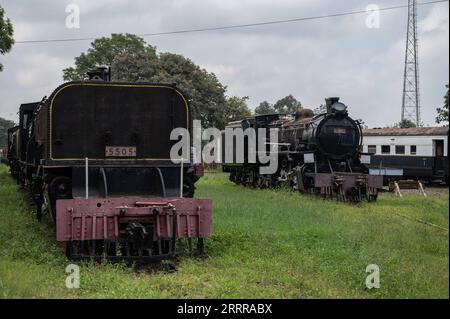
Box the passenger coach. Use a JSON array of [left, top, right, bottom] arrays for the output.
[[362, 127, 448, 185]]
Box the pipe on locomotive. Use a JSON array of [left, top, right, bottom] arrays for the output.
[[85, 157, 89, 199]]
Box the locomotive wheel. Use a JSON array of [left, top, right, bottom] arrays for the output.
[[289, 171, 298, 190], [245, 169, 257, 187], [197, 238, 204, 254], [66, 241, 73, 260], [36, 204, 43, 222], [250, 172, 258, 187], [256, 177, 264, 188], [48, 176, 72, 223], [235, 171, 242, 185], [31, 178, 44, 222], [183, 177, 195, 198], [19, 172, 26, 189], [257, 175, 270, 189], [367, 192, 378, 202], [229, 171, 236, 183]]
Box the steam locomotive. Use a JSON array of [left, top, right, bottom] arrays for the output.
[[6, 67, 212, 262], [222, 97, 383, 202]]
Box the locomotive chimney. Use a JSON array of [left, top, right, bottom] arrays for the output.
[[325, 97, 340, 113], [87, 66, 111, 81]]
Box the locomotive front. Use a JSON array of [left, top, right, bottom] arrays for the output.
[[306, 101, 361, 161], [296, 97, 382, 201]]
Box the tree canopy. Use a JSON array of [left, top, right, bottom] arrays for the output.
[[436, 84, 449, 125], [0, 5, 14, 72], [63, 33, 150, 80], [254, 95, 302, 115], [392, 119, 417, 128], [254, 101, 275, 115], [273, 94, 302, 114], [223, 96, 252, 125], [63, 34, 230, 129], [0, 117, 15, 148]]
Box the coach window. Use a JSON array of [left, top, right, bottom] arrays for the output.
[[410, 145, 417, 155], [395, 145, 405, 155], [368, 145, 376, 154], [381, 145, 390, 154]]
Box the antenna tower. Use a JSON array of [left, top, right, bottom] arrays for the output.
[[401, 0, 421, 126]]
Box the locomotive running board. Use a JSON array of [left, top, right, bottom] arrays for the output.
[[314, 172, 383, 189], [313, 172, 383, 202], [56, 197, 212, 262]]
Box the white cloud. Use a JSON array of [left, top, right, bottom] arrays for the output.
[[420, 3, 449, 33], [15, 53, 70, 87], [0, 0, 448, 127]]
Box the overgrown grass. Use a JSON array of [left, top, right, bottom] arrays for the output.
[[0, 165, 448, 298]]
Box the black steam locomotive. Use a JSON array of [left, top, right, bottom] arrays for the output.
[[222, 97, 383, 202], [6, 67, 212, 262]]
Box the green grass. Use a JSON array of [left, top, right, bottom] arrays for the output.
[[0, 165, 448, 298]]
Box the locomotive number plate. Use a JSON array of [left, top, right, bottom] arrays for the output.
[[334, 128, 346, 134], [105, 146, 137, 157]]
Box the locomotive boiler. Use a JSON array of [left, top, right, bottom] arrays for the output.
[[222, 97, 383, 202], [6, 67, 212, 262]]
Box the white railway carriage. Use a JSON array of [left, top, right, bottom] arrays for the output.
[[362, 127, 448, 185]]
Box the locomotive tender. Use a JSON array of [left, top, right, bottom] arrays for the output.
[[222, 97, 383, 202], [6, 68, 212, 262]]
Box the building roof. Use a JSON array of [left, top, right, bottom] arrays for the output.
[[363, 127, 448, 136]]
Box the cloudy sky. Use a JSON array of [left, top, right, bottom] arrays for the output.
[[0, 0, 448, 127]]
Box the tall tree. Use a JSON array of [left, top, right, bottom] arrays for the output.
[[63, 33, 151, 81], [152, 52, 226, 129], [273, 94, 302, 114], [0, 117, 15, 148], [0, 5, 14, 72], [63, 34, 227, 129], [254, 101, 275, 115], [111, 50, 160, 82], [436, 84, 449, 125], [223, 96, 252, 125]]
